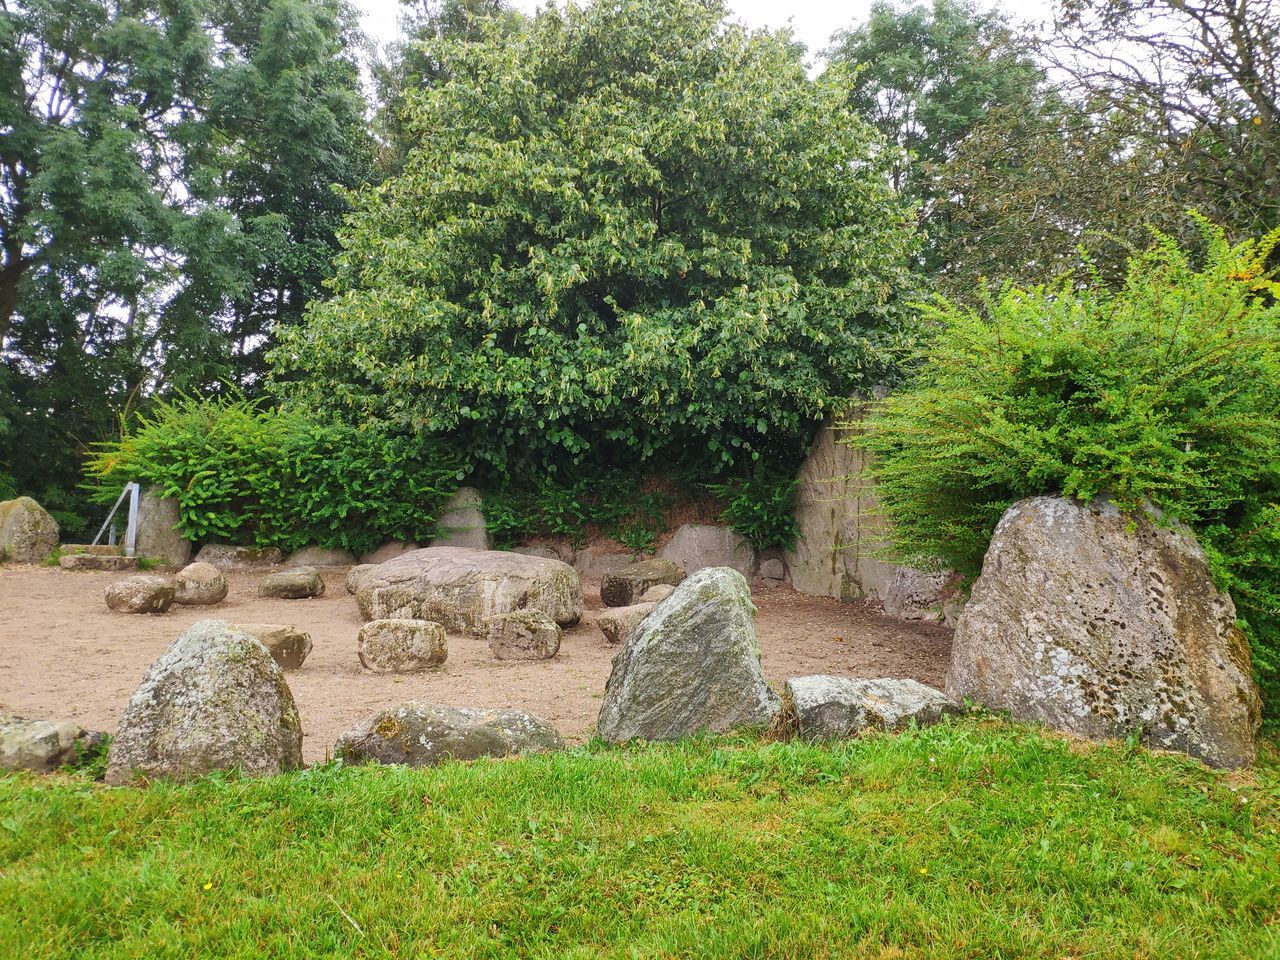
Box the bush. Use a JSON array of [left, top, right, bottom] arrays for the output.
[[706, 468, 800, 551], [860, 220, 1280, 708], [86, 396, 464, 555]]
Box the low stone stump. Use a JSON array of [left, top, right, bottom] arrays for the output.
[[174, 562, 228, 605], [59, 554, 140, 572], [335, 702, 564, 766], [596, 602, 657, 644], [1, 715, 105, 772], [600, 558, 685, 607], [485, 610, 560, 660], [779, 676, 959, 739], [358, 619, 447, 672], [235, 623, 314, 670], [194, 544, 284, 570], [258, 566, 325, 600], [106, 575, 175, 614]]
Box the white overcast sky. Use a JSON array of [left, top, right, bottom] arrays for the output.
[[354, 0, 1061, 64]]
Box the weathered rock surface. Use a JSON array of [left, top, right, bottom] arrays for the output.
[[174, 562, 228, 605], [346, 563, 378, 595], [638, 584, 675, 603], [355, 547, 583, 634], [135, 487, 191, 568], [658, 523, 756, 576], [357, 619, 448, 672], [596, 602, 657, 644], [512, 542, 574, 563], [0, 715, 104, 772], [105, 575, 175, 614], [485, 610, 560, 660], [359, 541, 419, 564], [286, 546, 357, 567], [780, 676, 958, 739], [596, 567, 780, 742], [573, 544, 639, 580], [335, 702, 563, 766], [948, 496, 1262, 769], [880, 567, 964, 622], [258, 566, 325, 600], [59, 554, 140, 572], [235, 623, 313, 670], [601, 558, 685, 607], [431, 486, 490, 550], [757, 556, 787, 585], [105, 620, 303, 784], [194, 544, 284, 569], [0, 496, 59, 563]]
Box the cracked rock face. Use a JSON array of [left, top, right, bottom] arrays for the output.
[[105, 620, 302, 784], [335, 702, 563, 766], [947, 496, 1262, 769]]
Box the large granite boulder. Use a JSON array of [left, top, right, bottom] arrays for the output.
[[285, 546, 356, 567], [0, 496, 59, 563], [194, 544, 284, 570], [336, 702, 563, 766], [135, 487, 192, 568], [596, 602, 657, 644], [658, 523, 755, 576], [0, 715, 104, 772], [235, 623, 313, 670], [948, 496, 1263, 769], [355, 547, 583, 634], [485, 610, 560, 660], [431, 486, 490, 550], [357, 619, 447, 672], [174, 562, 228, 605], [596, 567, 780, 742], [105, 575, 175, 614], [105, 620, 303, 784], [779, 676, 959, 739], [258, 566, 325, 599], [600, 558, 685, 607]]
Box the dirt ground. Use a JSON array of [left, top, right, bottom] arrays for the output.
[[0, 564, 953, 763]]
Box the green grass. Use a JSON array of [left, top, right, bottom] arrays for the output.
[[1, 719, 1277, 958]]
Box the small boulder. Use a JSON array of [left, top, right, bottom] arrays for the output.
[[285, 546, 357, 567], [485, 610, 561, 660], [757, 556, 787, 585], [359, 541, 419, 564], [194, 544, 284, 570], [135, 487, 192, 569], [0, 715, 104, 772], [105, 575, 175, 614], [638, 584, 675, 603], [357, 619, 447, 672], [235, 623, 313, 670], [0, 496, 59, 563], [600, 558, 685, 607], [174, 562, 228, 605], [658, 523, 755, 576], [596, 602, 657, 644], [258, 566, 325, 600], [59, 554, 139, 572], [431, 486, 490, 550], [596, 567, 780, 742], [346, 563, 378, 595], [335, 702, 563, 766], [105, 620, 303, 785], [779, 676, 959, 739]]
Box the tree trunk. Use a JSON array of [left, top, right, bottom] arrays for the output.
[[0, 258, 26, 347]]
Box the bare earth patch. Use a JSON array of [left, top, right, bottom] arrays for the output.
[[0, 564, 952, 763]]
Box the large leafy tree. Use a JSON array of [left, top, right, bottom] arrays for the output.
[[271, 0, 917, 476]]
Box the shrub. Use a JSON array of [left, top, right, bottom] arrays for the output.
[[859, 220, 1280, 707], [706, 469, 801, 551]]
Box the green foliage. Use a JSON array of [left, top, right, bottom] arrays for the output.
[[271, 0, 917, 477], [707, 469, 801, 551], [860, 220, 1280, 706], [86, 396, 464, 555]]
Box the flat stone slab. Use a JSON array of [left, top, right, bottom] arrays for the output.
[[336, 702, 563, 766], [601, 558, 685, 607], [780, 676, 959, 739], [59, 554, 140, 572]]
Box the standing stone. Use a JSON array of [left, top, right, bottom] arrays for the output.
[[431, 486, 490, 550], [596, 602, 657, 644], [0, 715, 104, 772], [948, 496, 1262, 769], [658, 523, 756, 576], [335, 702, 563, 766], [235, 624, 314, 670], [0, 496, 59, 563], [485, 610, 561, 660], [135, 487, 192, 569], [258, 566, 325, 599], [105, 575, 176, 614], [357, 619, 448, 672], [194, 544, 284, 569], [174, 562, 228, 605], [105, 620, 303, 784], [285, 546, 357, 567], [596, 567, 780, 742], [600, 558, 685, 607], [779, 676, 959, 739]]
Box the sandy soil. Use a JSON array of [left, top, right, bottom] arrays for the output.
[[0, 564, 952, 763]]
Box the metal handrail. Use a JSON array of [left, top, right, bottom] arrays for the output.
[[92, 481, 141, 557]]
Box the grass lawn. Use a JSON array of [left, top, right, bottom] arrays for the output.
[[1, 717, 1277, 959]]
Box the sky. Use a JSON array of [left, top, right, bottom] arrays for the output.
[[354, 0, 1061, 64]]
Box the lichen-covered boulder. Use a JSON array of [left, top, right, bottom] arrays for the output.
[[335, 702, 563, 766], [194, 544, 284, 569], [657, 523, 755, 576], [105, 575, 175, 614], [0, 715, 104, 772], [596, 602, 657, 644], [596, 567, 779, 742], [174, 562, 228, 605], [430, 486, 490, 550], [105, 620, 303, 784], [485, 610, 560, 660], [235, 623, 314, 670], [258, 566, 325, 599], [346, 563, 378, 595], [285, 546, 357, 567], [355, 547, 583, 634], [357, 619, 447, 672], [879, 566, 964, 622], [948, 496, 1263, 769], [135, 487, 192, 569], [0, 496, 59, 563], [779, 676, 958, 740], [600, 558, 685, 607]]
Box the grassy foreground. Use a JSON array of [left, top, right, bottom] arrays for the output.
[[1, 719, 1277, 959]]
